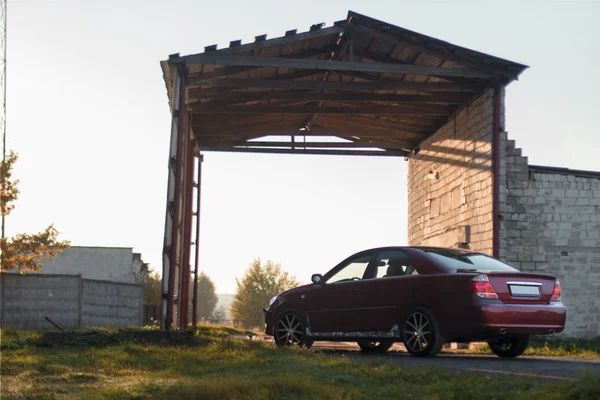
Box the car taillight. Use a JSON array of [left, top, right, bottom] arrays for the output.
[[470, 274, 498, 300], [551, 280, 561, 302]]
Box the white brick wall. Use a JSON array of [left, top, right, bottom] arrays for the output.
[[407, 85, 600, 338], [408, 89, 495, 254], [499, 137, 600, 338]]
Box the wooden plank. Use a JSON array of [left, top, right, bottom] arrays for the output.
[[179, 54, 491, 78], [191, 103, 451, 116], [191, 91, 472, 104], [316, 115, 435, 134], [341, 20, 518, 78], [191, 78, 479, 92], [199, 146, 409, 157], [315, 116, 430, 136], [182, 26, 344, 57]]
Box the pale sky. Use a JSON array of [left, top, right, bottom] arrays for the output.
[[7, 0, 600, 293]]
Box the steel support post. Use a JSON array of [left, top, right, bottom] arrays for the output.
[[492, 86, 502, 259], [179, 122, 195, 329], [163, 64, 187, 330], [192, 154, 203, 327]]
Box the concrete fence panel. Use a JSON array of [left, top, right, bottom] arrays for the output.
[[81, 279, 143, 327], [0, 273, 143, 329]]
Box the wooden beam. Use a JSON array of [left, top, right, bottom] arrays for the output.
[[195, 114, 305, 129], [191, 91, 471, 104], [179, 54, 491, 78], [190, 78, 479, 92], [200, 146, 408, 157], [194, 124, 427, 140], [188, 46, 339, 85], [191, 103, 451, 116], [239, 138, 416, 149], [233, 141, 380, 149]]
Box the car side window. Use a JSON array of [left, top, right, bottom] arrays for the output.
[[374, 250, 418, 278], [326, 253, 374, 284]]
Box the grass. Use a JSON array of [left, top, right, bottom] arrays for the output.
[[453, 337, 600, 359], [1, 326, 599, 400]]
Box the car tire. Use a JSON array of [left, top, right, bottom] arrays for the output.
[[488, 335, 529, 358], [273, 311, 311, 348], [357, 340, 394, 353], [402, 307, 445, 357]]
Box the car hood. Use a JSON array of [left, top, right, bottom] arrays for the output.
[[277, 283, 313, 297]]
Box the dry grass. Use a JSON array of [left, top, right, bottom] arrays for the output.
[[1, 326, 599, 400]]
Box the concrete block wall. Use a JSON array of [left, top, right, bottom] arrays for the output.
[[408, 89, 496, 254], [0, 274, 80, 328], [81, 279, 143, 327], [499, 136, 600, 338], [0, 274, 143, 329]]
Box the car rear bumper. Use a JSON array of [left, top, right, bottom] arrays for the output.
[[479, 301, 567, 335]]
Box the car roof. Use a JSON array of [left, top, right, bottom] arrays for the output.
[[359, 246, 485, 257]]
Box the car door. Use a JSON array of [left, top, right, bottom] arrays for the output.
[[354, 249, 419, 332], [304, 251, 376, 334]]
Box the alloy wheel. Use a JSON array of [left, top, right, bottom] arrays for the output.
[[403, 311, 432, 353], [275, 313, 305, 346]]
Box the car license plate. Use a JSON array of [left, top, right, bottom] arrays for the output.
[[509, 285, 540, 297]]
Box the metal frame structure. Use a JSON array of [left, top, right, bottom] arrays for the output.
[[160, 11, 527, 330]]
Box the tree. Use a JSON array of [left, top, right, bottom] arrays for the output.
[[231, 259, 301, 329], [143, 270, 162, 305], [0, 151, 69, 272], [210, 307, 225, 323], [192, 272, 218, 321]]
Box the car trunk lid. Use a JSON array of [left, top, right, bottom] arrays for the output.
[[487, 273, 556, 304]]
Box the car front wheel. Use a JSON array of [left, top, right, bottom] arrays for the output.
[[274, 312, 311, 348], [488, 335, 529, 358]]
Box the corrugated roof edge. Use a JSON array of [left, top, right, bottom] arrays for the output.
[[346, 10, 529, 79]]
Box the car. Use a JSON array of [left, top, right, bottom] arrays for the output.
[[264, 247, 566, 358]]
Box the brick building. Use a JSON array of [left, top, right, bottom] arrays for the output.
[[408, 89, 600, 338]]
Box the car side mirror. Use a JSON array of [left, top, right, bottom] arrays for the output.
[[311, 274, 323, 285]]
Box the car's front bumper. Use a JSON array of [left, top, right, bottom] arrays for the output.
[[264, 308, 274, 336]]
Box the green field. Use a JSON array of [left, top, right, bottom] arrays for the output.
[[1, 326, 599, 400]]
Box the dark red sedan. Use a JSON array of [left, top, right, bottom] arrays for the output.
[[264, 247, 566, 358]]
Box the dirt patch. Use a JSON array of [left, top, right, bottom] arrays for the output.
[[38, 329, 211, 348]]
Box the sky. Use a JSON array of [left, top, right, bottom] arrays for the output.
[[6, 0, 600, 294]]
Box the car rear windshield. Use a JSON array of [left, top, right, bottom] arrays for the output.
[[425, 250, 519, 272]]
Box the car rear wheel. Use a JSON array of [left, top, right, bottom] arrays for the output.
[[274, 312, 312, 348], [402, 307, 444, 357], [357, 340, 394, 353], [488, 335, 529, 358]]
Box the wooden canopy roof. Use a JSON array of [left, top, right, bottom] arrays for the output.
[[161, 11, 528, 157]]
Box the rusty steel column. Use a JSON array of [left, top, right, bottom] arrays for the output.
[[165, 64, 187, 330], [179, 126, 195, 329], [192, 154, 203, 327], [492, 86, 502, 259]]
